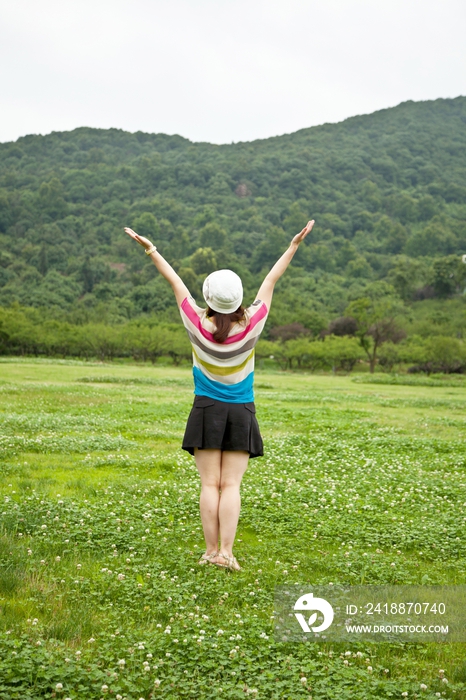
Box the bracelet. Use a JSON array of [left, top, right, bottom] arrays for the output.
[[145, 245, 157, 255]]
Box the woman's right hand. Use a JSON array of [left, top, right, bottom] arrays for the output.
[[291, 220, 314, 246], [124, 227, 153, 251]]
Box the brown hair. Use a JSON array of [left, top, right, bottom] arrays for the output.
[[206, 306, 246, 344]]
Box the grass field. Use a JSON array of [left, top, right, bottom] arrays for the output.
[[0, 359, 465, 699]]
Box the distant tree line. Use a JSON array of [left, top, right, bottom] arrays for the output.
[[2, 304, 465, 374]]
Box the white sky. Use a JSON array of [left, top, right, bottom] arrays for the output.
[[1, 0, 465, 145]]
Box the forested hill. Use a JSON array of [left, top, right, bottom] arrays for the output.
[[0, 96, 465, 335]]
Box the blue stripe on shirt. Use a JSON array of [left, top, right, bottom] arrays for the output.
[[192, 366, 254, 403]]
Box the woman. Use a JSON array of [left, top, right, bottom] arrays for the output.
[[124, 219, 314, 570]]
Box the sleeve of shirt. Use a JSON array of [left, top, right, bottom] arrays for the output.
[[244, 299, 269, 338], [179, 296, 205, 332]]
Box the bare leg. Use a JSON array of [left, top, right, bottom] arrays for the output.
[[194, 448, 222, 554], [216, 450, 249, 560]]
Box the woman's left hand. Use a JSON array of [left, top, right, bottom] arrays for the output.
[[124, 227, 153, 251]]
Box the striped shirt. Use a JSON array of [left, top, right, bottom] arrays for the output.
[[179, 296, 269, 403]]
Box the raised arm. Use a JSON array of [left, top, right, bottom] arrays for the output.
[[255, 220, 315, 309], [124, 227, 190, 307]]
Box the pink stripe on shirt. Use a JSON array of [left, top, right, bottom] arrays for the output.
[[180, 297, 268, 345]]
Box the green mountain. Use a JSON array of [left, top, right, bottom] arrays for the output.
[[0, 96, 465, 334]]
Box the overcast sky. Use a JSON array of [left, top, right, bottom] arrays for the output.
[[1, 0, 465, 145]]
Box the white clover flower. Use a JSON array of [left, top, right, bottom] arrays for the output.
[[217, 629, 224, 636], [76, 564, 81, 569], [401, 693, 408, 698], [343, 660, 349, 666], [300, 677, 307, 684], [367, 666, 373, 672], [442, 678, 448, 684], [117, 573, 125, 581], [101, 684, 109, 693], [88, 637, 95, 643], [55, 683, 63, 691], [154, 679, 161, 688], [118, 659, 125, 667], [345, 651, 351, 657], [56, 556, 61, 562], [420, 684, 427, 691], [146, 652, 153, 658]]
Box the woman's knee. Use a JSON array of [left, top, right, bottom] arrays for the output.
[[201, 476, 221, 490], [219, 475, 242, 491]]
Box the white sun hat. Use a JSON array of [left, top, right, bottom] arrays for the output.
[[202, 269, 243, 314]]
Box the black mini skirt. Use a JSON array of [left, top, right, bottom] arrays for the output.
[[182, 395, 264, 458]]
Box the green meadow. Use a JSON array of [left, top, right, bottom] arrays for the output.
[[0, 360, 465, 699]]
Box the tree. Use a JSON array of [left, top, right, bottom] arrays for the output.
[[190, 247, 217, 276], [326, 316, 358, 337], [345, 295, 406, 373], [38, 244, 49, 275], [132, 212, 160, 239], [425, 336, 465, 374], [404, 223, 457, 257], [378, 342, 402, 372], [270, 323, 309, 342], [432, 256, 466, 298], [322, 335, 364, 373], [199, 222, 227, 250]]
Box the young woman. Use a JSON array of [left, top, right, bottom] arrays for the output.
[[124, 219, 314, 570]]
